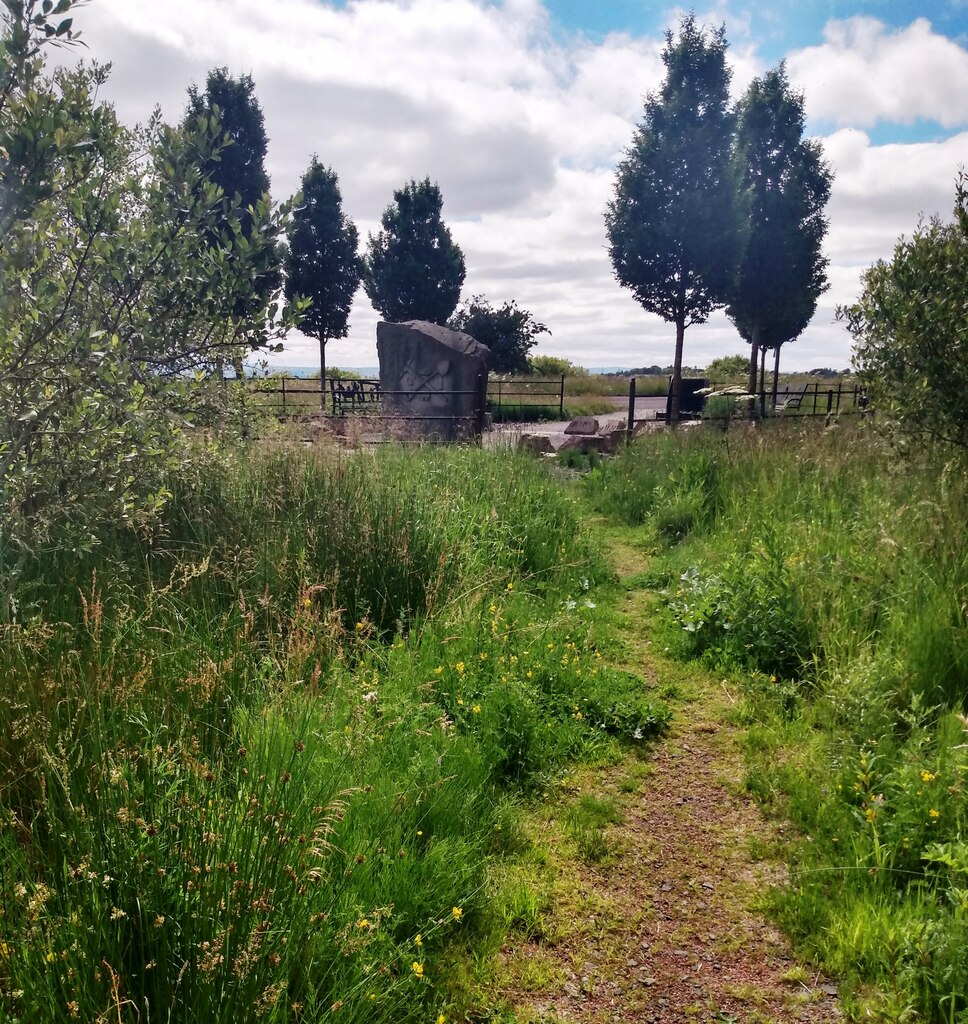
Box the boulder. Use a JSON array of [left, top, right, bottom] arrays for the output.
[[558, 433, 609, 455], [377, 320, 490, 441], [517, 433, 555, 455], [564, 416, 600, 435]]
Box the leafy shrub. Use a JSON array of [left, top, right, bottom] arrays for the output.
[[663, 542, 809, 678], [584, 432, 724, 534]]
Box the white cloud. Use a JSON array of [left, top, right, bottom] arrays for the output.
[[788, 16, 968, 129], [50, 3, 968, 371]]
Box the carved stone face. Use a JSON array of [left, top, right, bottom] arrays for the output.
[[398, 354, 452, 405]]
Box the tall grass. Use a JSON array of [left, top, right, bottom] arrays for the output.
[[0, 442, 666, 1023], [584, 421, 968, 1021]]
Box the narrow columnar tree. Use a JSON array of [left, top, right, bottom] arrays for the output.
[[728, 63, 832, 402], [605, 14, 745, 424], [183, 67, 270, 237], [183, 69, 281, 324], [363, 178, 465, 325], [284, 159, 361, 397]]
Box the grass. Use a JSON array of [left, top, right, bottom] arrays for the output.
[[583, 420, 968, 1022], [0, 441, 668, 1024]]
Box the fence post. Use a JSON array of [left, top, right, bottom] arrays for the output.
[[626, 377, 636, 445], [826, 389, 834, 414], [281, 375, 287, 417], [559, 374, 565, 418], [836, 380, 842, 412]]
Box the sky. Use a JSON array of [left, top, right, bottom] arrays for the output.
[[58, 0, 968, 371]]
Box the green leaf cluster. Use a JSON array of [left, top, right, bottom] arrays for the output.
[[449, 295, 549, 375], [605, 15, 743, 333], [362, 177, 466, 325], [0, 3, 297, 553], [841, 172, 968, 456], [284, 158, 361, 381], [605, 18, 832, 416]]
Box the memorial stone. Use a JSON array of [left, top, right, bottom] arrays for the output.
[[377, 321, 490, 441]]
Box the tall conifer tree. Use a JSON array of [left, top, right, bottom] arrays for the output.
[[605, 15, 745, 423], [728, 63, 832, 403], [363, 178, 465, 325], [284, 159, 361, 399]]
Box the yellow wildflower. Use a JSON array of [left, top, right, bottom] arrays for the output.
[[414, 933, 423, 947], [472, 705, 481, 714], [920, 769, 936, 783], [411, 961, 424, 978], [451, 906, 463, 921], [929, 808, 941, 819]]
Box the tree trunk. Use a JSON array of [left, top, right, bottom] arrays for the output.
[[771, 345, 781, 408], [319, 333, 327, 412], [669, 314, 686, 426], [747, 319, 761, 419], [759, 344, 767, 417]]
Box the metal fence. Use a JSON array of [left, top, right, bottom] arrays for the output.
[[247, 374, 566, 421], [624, 376, 869, 434]]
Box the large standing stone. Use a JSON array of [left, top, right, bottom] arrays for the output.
[[377, 321, 490, 441]]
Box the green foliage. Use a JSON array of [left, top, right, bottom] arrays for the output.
[[842, 173, 968, 456], [705, 354, 750, 380], [583, 432, 723, 534], [450, 295, 549, 374], [284, 159, 361, 380], [0, 443, 666, 1022], [528, 355, 588, 378], [0, 6, 296, 554], [363, 178, 466, 325], [183, 67, 270, 236], [593, 423, 968, 1020], [664, 546, 809, 678], [728, 63, 831, 391], [605, 14, 745, 421], [182, 67, 282, 321]]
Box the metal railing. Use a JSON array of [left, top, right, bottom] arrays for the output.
[[246, 374, 566, 420]]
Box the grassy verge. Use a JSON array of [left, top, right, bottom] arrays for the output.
[[0, 443, 667, 1024], [582, 421, 968, 1023]]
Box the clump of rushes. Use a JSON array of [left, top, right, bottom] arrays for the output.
[[0, 444, 654, 1023], [589, 420, 968, 1021]]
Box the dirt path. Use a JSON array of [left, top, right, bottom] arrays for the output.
[[496, 538, 841, 1024]]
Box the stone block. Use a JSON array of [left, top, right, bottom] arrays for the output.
[[564, 416, 600, 435], [377, 320, 490, 441], [558, 433, 609, 454], [517, 433, 555, 455]]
